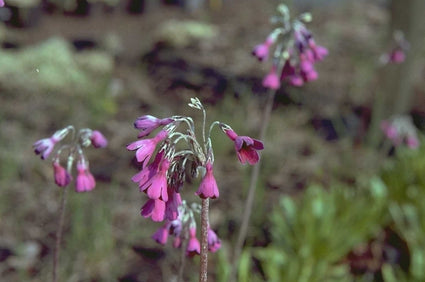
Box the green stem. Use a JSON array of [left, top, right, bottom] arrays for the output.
[[52, 186, 69, 282], [199, 198, 210, 282]]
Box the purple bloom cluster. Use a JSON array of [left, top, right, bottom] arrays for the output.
[[127, 98, 262, 255], [33, 127, 107, 191], [253, 8, 328, 89]]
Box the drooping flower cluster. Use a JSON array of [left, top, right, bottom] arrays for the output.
[[33, 126, 107, 191], [381, 115, 419, 149], [380, 30, 409, 65], [152, 201, 221, 256], [252, 4, 328, 89], [127, 97, 263, 255]]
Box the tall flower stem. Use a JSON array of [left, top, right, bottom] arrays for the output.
[[52, 186, 69, 282], [199, 198, 210, 282], [231, 89, 276, 281]]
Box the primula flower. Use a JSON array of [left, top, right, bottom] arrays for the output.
[[186, 227, 200, 256], [53, 161, 72, 187], [406, 135, 419, 149], [252, 36, 275, 61], [90, 130, 108, 148], [0, 1, 4, 7], [141, 198, 166, 222], [165, 187, 182, 221], [134, 115, 174, 138], [75, 160, 96, 192], [127, 130, 168, 165], [33, 138, 58, 160], [195, 162, 219, 199], [207, 228, 221, 253], [308, 39, 328, 61], [140, 158, 170, 202], [224, 129, 264, 165], [390, 49, 405, 63], [132, 150, 165, 189], [262, 66, 280, 90], [152, 222, 171, 245]]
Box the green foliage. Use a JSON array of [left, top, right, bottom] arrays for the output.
[[253, 181, 387, 282]]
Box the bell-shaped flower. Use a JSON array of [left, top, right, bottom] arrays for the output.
[[33, 137, 58, 160], [127, 130, 168, 166], [141, 198, 166, 222], [75, 160, 96, 192], [252, 36, 275, 61], [195, 162, 219, 199], [90, 130, 108, 148], [52, 160, 72, 187], [134, 115, 174, 138], [224, 129, 264, 165], [152, 222, 171, 245], [140, 158, 170, 202], [132, 150, 165, 189], [262, 65, 280, 90], [207, 228, 221, 253], [165, 187, 182, 221], [186, 227, 200, 257]]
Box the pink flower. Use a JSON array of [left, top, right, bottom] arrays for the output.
[[406, 135, 419, 149], [152, 222, 171, 245], [224, 129, 264, 165], [53, 161, 72, 187], [289, 74, 304, 86], [0, 1, 4, 7], [33, 137, 58, 160], [308, 39, 328, 61], [380, 121, 401, 145], [90, 130, 108, 148], [140, 158, 170, 201], [208, 228, 221, 253], [280, 60, 296, 80], [252, 36, 275, 61], [75, 160, 96, 192], [390, 49, 405, 63], [165, 187, 182, 221], [186, 227, 200, 256], [141, 198, 166, 222], [134, 115, 173, 138], [127, 130, 168, 165], [262, 66, 280, 90], [301, 68, 318, 82], [195, 162, 219, 199], [132, 150, 164, 189]]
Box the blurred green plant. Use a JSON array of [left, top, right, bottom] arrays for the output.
[[249, 181, 387, 282]]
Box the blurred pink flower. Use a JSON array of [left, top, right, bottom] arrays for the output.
[[90, 130, 108, 148], [53, 161, 72, 187], [75, 160, 96, 192], [152, 222, 171, 245], [141, 198, 166, 222], [207, 228, 221, 253], [252, 36, 275, 61], [262, 66, 280, 90], [186, 227, 200, 256]]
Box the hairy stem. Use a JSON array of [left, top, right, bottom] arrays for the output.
[[230, 90, 276, 281], [199, 198, 210, 282], [52, 186, 69, 282]]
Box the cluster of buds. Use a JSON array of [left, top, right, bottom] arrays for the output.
[[152, 201, 221, 256], [380, 30, 409, 65], [33, 126, 108, 191], [253, 4, 328, 89], [127, 98, 263, 254], [380, 115, 419, 149]]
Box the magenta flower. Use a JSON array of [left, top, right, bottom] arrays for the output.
[[207, 228, 221, 253], [390, 49, 405, 64], [289, 74, 304, 87], [127, 130, 168, 165], [308, 39, 328, 61], [262, 66, 280, 90], [0, 1, 4, 7], [152, 222, 171, 245], [165, 187, 182, 221], [53, 161, 72, 187], [132, 150, 164, 189], [195, 162, 219, 199], [280, 60, 296, 80], [224, 129, 264, 165], [252, 36, 275, 61], [75, 160, 96, 192], [134, 115, 174, 138], [140, 158, 170, 202], [90, 130, 108, 148], [406, 135, 419, 149], [141, 198, 166, 222], [186, 227, 200, 256], [33, 137, 58, 160]]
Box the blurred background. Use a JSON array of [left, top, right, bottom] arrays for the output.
[[1, 0, 425, 281]]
